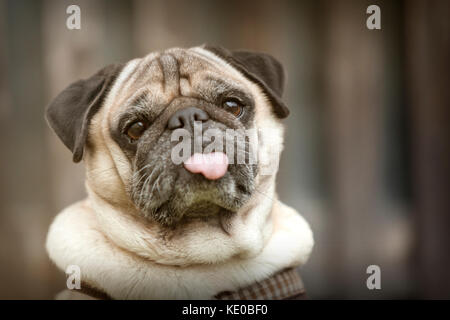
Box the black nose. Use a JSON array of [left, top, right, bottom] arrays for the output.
[[167, 107, 209, 130]]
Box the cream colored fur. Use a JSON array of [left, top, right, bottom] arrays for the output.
[[47, 198, 313, 299]]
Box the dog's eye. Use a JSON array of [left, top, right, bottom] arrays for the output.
[[223, 99, 244, 118], [126, 121, 147, 140]]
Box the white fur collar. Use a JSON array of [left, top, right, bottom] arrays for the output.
[[46, 199, 313, 299]]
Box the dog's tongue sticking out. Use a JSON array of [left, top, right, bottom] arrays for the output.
[[184, 152, 229, 180]]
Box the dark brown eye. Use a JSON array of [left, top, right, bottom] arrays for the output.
[[223, 99, 244, 118], [126, 121, 147, 140]]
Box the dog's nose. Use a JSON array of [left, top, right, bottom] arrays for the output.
[[167, 107, 209, 130]]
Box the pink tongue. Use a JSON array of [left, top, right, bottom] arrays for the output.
[[183, 152, 229, 180]]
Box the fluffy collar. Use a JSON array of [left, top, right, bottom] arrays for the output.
[[46, 198, 313, 299]]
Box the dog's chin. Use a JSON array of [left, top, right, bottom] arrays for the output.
[[134, 174, 252, 229], [152, 200, 234, 230]]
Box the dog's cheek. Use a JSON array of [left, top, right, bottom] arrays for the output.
[[131, 133, 178, 211], [85, 150, 132, 206]]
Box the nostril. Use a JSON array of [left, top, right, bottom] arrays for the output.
[[194, 111, 208, 121], [168, 107, 209, 130], [167, 114, 183, 130]]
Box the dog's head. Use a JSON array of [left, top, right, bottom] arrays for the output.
[[46, 45, 288, 230]]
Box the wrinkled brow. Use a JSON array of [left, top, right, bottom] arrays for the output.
[[204, 76, 242, 92], [201, 76, 254, 105], [111, 92, 151, 129], [129, 91, 150, 109]]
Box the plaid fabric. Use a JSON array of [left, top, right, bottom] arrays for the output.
[[74, 268, 305, 300], [215, 268, 305, 300]]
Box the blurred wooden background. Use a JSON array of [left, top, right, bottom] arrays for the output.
[[0, 0, 448, 299]]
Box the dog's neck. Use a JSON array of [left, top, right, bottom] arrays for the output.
[[85, 179, 279, 265], [46, 184, 313, 299]]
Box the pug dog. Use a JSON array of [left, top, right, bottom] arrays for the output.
[[45, 45, 313, 300]]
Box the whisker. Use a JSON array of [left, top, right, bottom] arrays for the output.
[[138, 167, 160, 205], [133, 164, 152, 186]]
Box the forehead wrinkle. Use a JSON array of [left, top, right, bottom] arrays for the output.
[[133, 53, 162, 86], [195, 74, 252, 105], [119, 87, 150, 111], [115, 60, 142, 98], [116, 53, 161, 106], [189, 47, 258, 91], [104, 59, 140, 110], [107, 87, 146, 126], [110, 86, 169, 128], [172, 50, 253, 100], [169, 48, 222, 76], [203, 75, 246, 92], [109, 62, 165, 118], [159, 53, 180, 96], [187, 48, 231, 72]]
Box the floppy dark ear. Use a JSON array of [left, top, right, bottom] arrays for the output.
[[203, 45, 289, 118], [45, 63, 123, 163]]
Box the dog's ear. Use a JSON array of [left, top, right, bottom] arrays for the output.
[[45, 63, 123, 163], [203, 45, 289, 118]]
